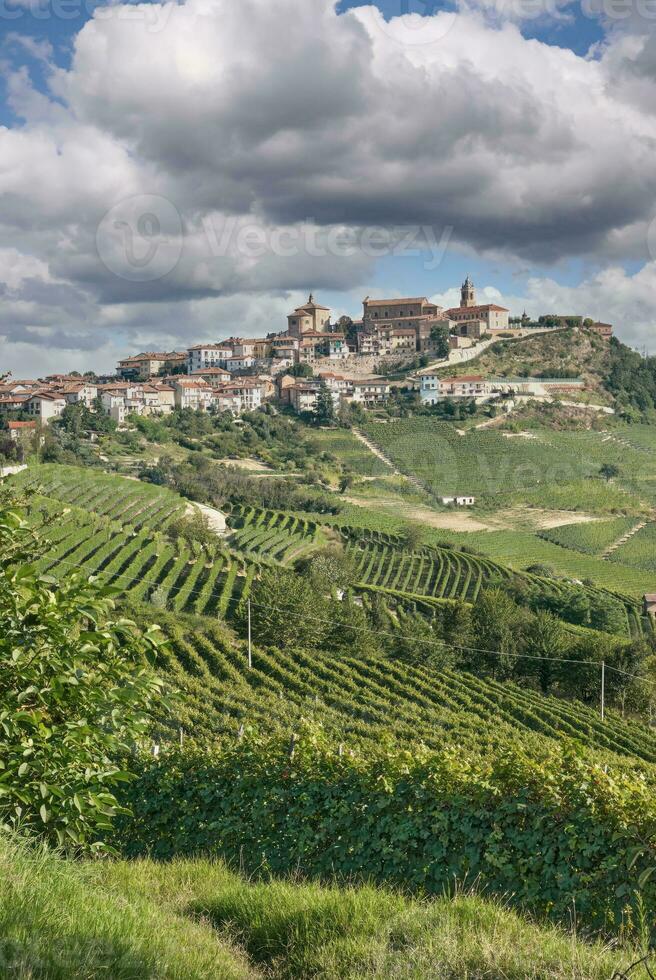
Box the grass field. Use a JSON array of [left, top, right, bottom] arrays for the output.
[[2, 835, 644, 980]]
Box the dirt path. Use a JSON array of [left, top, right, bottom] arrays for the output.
[[351, 428, 402, 475], [186, 502, 228, 536], [602, 519, 648, 558]]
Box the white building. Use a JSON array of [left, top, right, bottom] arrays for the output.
[[224, 355, 256, 373], [25, 393, 66, 422], [172, 378, 214, 411], [419, 373, 489, 405], [439, 495, 476, 507], [187, 344, 234, 373]]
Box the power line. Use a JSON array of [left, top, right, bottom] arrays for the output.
[[20, 533, 656, 693]]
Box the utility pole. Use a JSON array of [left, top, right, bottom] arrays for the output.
[[247, 598, 252, 669], [601, 661, 605, 721]]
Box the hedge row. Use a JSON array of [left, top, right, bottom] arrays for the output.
[[116, 731, 656, 935]]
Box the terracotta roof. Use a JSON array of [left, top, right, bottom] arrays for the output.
[[187, 344, 234, 351], [365, 296, 430, 306], [191, 368, 231, 375], [7, 420, 36, 429], [445, 304, 509, 314]]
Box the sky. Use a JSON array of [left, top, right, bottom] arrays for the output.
[[1, 0, 656, 375]]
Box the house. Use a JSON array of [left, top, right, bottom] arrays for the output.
[[418, 372, 489, 404], [187, 344, 234, 373], [117, 351, 186, 379], [439, 495, 476, 507], [172, 377, 214, 411], [25, 393, 66, 422], [214, 378, 266, 413], [190, 368, 232, 388], [348, 378, 391, 406], [644, 595, 656, 617], [0, 394, 31, 412], [224, 355, 256, 373], [587, 321, 613, 340], [287, 294, 331, 337], [6, 420, 37, 441], [53, 382, 98, 408], [287, 382, 322, 413]]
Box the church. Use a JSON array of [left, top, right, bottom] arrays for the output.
[[444, 277, 510, 336]]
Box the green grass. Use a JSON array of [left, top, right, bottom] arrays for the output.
[[305, 428, 390, 477], [0, 836, 253, 979], [538, 517, 638, 555], [2, 836, 648, 979]]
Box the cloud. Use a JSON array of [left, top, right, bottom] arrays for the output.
[[1, 0, 656, 371]]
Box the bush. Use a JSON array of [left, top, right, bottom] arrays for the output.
[[116, 731, 656, 935], [0, 501, 167, 853]]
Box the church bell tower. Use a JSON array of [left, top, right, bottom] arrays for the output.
[[461, 275, 476, 308]]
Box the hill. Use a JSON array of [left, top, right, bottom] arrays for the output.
[[437, 327, 611, 397]]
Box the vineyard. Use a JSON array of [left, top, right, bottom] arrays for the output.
[[608, 521, 656, 571], [362, 420, 655, 512], [10, 466, 255, 618], [305, 427, 390, 476], [138, 605, 656, 766], [344, 539, 510, 603], [226, 504, 323, 564], [538, 517, 638, 555], [9, 463, 185, 530], [424, 526, 656, 597]]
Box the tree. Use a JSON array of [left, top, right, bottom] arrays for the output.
[[314, 383, 336, 425], [522, 609, 568, 694], [289, 363, 314, 378], [247, 567, 326, 649], [323, 597, 381, 659], [401, 523, 424, 551], [295, 546, 356, 595], [430, 323, 450, 359], [599, 463, 620, 482], [0, 498, 166, 853], [393, 611, 450, 667], [339, 474, 354, 494], [470, 588, 525, 679]]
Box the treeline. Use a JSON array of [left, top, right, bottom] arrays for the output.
[[605, 338, 656, 419], [247, 553, 656, 716], [140, 452, 341, 515]]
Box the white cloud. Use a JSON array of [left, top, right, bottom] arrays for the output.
[[1, 0, 656, 371]]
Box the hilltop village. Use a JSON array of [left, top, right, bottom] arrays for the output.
[[0, 279, 612, 425]]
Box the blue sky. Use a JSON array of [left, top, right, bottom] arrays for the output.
[[0, 0, 654, 373]]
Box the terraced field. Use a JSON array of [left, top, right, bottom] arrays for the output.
[[10, 467, 255, 618], [608, 522, 656, 572], [423, 527, 656, 598], [10, 463, 185, 530], [345, 540, 511, 603], [538, 517, 639, 555], [305, 427, 390, 476], [227, 504, 323, 563], [141, 606, 656, 767]]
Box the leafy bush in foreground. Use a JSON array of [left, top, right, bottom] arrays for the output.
[[117, 729, 656, 936], [0, 501, 167, 852]]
